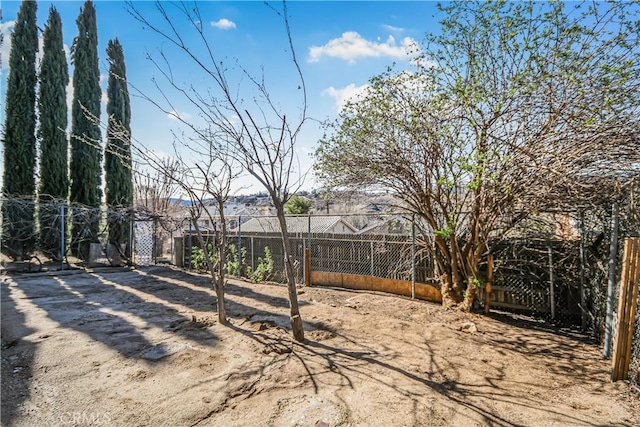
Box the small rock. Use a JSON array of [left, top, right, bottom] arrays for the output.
[[460, 321, 478, 333], [315, 421, 329, 427], [344, 300, 357, 309], [256, 322, 271, 331]]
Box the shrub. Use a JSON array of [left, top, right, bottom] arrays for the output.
[[252, 246, 274, 283], [191, 243, 215, 271]]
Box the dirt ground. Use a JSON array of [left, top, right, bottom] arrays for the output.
[[1, 266, 638, 427]]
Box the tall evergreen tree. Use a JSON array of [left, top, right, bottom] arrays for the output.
[[69, 0, 102, 258], [37, 6, 69, 260], [105, 38, 133, 257], [1, 0, 38, 260]]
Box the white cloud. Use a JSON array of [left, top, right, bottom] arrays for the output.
[[211, 18, 236, 30], [309, 31, 419, 63], [1, 21, 15, 70], [322, 83, 370, 112], [382, 24, 405, 33], [167, 110, 193, 121]]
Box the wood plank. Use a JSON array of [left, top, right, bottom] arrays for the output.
[[621, 239, 640, 379], [612, 238, 640, 381], [612, 240, 631, 380], [310, 271, 442, 303], [485, 254, 494, 314]]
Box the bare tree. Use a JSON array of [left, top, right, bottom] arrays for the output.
[[134, 157, 180, 219], [138, 143, 238, 326], [86, 101, 235, 325], [126, 0, 308, 340]]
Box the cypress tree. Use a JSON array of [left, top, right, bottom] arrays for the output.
[[37, 6, 69, 260], [105, 38, 133, 257], [69, 0, 102, 258], [1, 0, 38, 260]]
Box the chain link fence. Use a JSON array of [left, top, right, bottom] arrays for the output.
[[2, 198, 638, 385], [0, 198, 184, 269]]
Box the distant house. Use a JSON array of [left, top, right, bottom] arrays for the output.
[[233, 216, 357, 235], [197, 202, 253, 231], [357, 216, 412, 235]]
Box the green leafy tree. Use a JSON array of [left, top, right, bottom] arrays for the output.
[[315, 1, 640, 311], [104, 38, 133, 256], [1, 0, 38, 260], [37, 6, 69, 260], [69, 0, 102, 258], [284, 195, 312, 214]]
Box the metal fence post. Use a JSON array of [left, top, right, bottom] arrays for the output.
[[188, 219, 193, 270], [579, 212, 588, 331], [60, 204, 65, 270], [237, 216, 242, 278], [153, 218, 158, 265], [251, 236, 255, 272], [604, 201, 620, 358], [411, 215, 416, 300], [130, 218, 135, 266], [548, 246, 555, 321], [370, 241, 375, 276], [303, 214, 311, 285]]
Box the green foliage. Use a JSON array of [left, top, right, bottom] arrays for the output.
[[105, 38, 133, 249], [252, 246, 274, 283], [70, 0, 102, 258], [191, 243, 216, 271], [226, 244, 248, 277], [1, 0, 38, 260], [105, 38, 132, 209], [284, 195, 313, 214], [434, 220, 456, 239], [315, 1, 640, 310], [37, 6, 69, 259], [471, 277, 485, 289]]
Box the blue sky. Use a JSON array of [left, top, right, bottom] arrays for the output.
[[1, 0, 442, 195]]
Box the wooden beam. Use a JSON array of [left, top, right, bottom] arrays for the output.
[[485, 253, 494, 314], [304, 248, 311, 287]]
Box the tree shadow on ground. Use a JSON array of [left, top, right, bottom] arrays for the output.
[[226, 310, 625, 427], [136, 266, 305, 311], [482, 311, 610, 391], [1, 281, 37, 426], [3, 266, 628, 426], [117, 267, 309, 326], [5, 269, 219, 361]]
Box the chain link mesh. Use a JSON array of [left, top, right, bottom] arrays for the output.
[[3, 200, 639, 384]]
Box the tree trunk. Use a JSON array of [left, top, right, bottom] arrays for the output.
[[274, 202, 304, 341], [191, 215, 228, 326], [440, 272, 458, 308], [460, 277, 477, 312]]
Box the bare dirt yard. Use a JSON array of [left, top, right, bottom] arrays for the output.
[[2, 266, 639, 427]]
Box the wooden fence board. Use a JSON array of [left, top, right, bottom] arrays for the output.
[[310, 271, 442, 303], [612, 238, 640, 381]]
